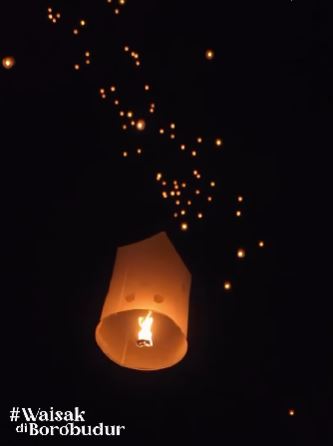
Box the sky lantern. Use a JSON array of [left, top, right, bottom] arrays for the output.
[[135, 119, 146, 131], [95, 232, 192, 371], [2, 56, 15, 69], [205, 49, 215, 60]]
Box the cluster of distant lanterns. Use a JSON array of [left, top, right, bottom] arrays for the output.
[[3, 7, 297, 425], [2, 49, 266, 372], [2, 54, 266, 371]]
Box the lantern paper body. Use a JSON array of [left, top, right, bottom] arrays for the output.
[[96, 232, 191, 371]]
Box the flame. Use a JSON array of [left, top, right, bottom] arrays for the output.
[[136, 311, 153, 348]]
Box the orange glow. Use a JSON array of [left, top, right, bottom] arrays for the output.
[[136, 119, 146, 131], [215, 138, 223, 147], [180, 222, 188, 231], [258, 240, 265, 248], [237, 248, 246, 258], [205, 49, 215, 60], [137, 311, 153, 348], [288, 409, 295, 416], [2, 56, 15, 69], [224, 281, 232, 291], [96, 232, 192, 370]]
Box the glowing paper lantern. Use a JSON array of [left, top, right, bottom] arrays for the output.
[[96, 232, 192, 371], [205, 49, 215, 60], [136, 119, 146, 131], [2, 56, 15, 69]]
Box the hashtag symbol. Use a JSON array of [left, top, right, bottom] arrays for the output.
[[10, 407, 20, 422]]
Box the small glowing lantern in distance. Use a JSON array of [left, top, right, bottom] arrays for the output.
[[136, 119, 146, 131], [2, 56, 15, 69], [96, 232, 192, 371], [205, 49, 215, 60]]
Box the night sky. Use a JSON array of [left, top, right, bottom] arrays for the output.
[[1, 1, 332, 444]]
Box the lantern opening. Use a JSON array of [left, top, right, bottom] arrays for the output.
[[96, 309, 187, 370], [137, 311, 154, 348]]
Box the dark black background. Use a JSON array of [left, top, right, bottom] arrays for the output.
[[1, 1, 332, 444]]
